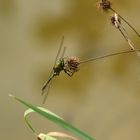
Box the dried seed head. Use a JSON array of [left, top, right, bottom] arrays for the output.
[[64, 56, 80, 76], [110, 13, 121, 28], [99, 0, 111, 11]]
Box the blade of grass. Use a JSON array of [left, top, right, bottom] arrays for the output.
[[24, 109, 58, 140], [10, 95, 95, 140], [25, 109, 79, 140], [24, 109, 36, 134], [24, 107, 63, 134]]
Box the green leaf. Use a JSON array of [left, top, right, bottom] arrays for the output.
[[10, 95, 95, 140]]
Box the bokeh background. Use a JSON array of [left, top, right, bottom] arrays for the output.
[[1, 0, 140, 139]]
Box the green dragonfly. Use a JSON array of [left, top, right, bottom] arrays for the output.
[[41, 36, 80, 103]]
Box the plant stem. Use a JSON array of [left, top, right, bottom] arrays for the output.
[[110, 7, 140, 38], [80, 49, 140, 64]]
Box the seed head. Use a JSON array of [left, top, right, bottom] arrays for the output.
[[98, 0, 111, 12], [64, 56, 80, 76], [110, 13, 121, 28]]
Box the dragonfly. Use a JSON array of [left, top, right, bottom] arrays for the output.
[[41, 36, 80, 103], [41, 36, 139, 103]]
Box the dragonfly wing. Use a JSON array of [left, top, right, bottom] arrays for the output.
[[42, 36, 65, 92], [42, 72, 55, 95], [42, 78, 53, 104], [41, 36, 65, 103], [60, 46, 67, 59], [53, 36, 64, 67]]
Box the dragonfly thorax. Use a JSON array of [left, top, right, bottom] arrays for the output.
[[53, 58, 64, 75]]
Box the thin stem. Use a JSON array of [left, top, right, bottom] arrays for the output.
[[110, 13, 136, 51], [118, 27, 135, 50], [118, 27, 128, 42], [80, 49, 140, 64], [110, 7, 140, 38]]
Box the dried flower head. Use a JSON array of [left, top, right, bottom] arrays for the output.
[[110, 13, 121, 28], [99, 0, 111, 11], [63, 56, 80, 76]]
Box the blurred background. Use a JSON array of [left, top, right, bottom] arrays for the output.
[[0, 0, 140, 139]]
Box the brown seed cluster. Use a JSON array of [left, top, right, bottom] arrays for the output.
[[110, 13, 121, 28], [63, 56, 80, 76], [99, 0, 111, 11]]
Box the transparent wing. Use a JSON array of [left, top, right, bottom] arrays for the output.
[[42, 77, 54, 104], [41, 36, 64, 92], [42, 74, 55, 104], [41, 36, 65, 102], [42, 73, 55, 95], [53, 36, 65, 67], [60, 46, 67, 59]]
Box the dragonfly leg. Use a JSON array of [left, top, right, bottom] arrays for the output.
[[64, 70, 73, 77]]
